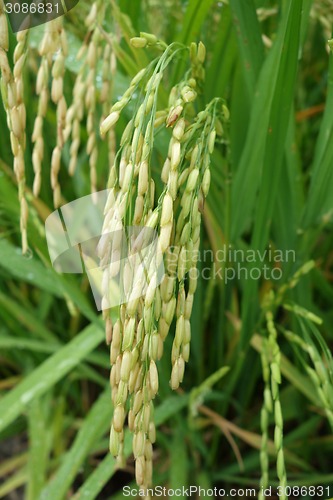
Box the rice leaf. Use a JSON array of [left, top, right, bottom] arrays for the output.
[[0, 322, 104, 433]]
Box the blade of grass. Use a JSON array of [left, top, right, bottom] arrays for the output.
[[0, 239, 97, 323], [0, 239, 63, 297], [231, 2, 303, 242], [0, 292, 59, 343], [302, 44, 333, 228], [155, 394, 189, 426], [46, 394, 189, 500], [200, 405, 312, 471], [0, 453, 28, 477], [251, 334, 320, 406], [26, 398, 48, 500], [72, 454, 118, 500], [39, 388, 111, 500], [176, 0, 215, 46], [0, 335, 110, 373], [0, 468, 27, 498], [272, 114, 304, 258], [229, 0, 264, 94], [170, 426, 188, 491], [239, 0, 303, 348], [0, 321, 104, 433], [205, 6, 238, 99], [173, 0, 215, 85], [0, 336, 60, 353]]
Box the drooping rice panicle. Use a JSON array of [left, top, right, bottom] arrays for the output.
[[99, 36, 228, 494], [266, 311, 287, 500], [50, 18, 68, 207], [65, 4, 95, 176], [283, 328, 333, 428], [0, 3, 28, 252], [32, 21, 58, 199], [65, 1, 106, 192], [100, 41, 117, 178]]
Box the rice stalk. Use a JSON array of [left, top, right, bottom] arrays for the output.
[[65, 1, 106, 193], [283, 328, 333, 428], [266, 311, 287, 500], [32, 26, 51, 197], [258, 337, 272, 498], [50, 18, 68, 208], [99, 35, 228, 495], [100, 42, 117, 175], [0, 2, 28, 253]]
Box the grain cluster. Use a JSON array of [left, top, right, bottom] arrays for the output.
[[99, 34, 228, 494]]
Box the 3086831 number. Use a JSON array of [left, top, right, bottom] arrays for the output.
[[277, 485, 330, 497], [4, 2, 59, 14]]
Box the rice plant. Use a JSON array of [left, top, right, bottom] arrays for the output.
[[0, 1, 333, 499]]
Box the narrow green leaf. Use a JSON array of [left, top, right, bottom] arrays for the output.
[[72, 433, 132, 500], [238, 1, 303, 348], [0, 322, 104, 433], [0, 291, 59, 342], [302, 46, 333, 227], [229, 0, 264, 93], [272, 114, 304, 257], [40, 389, 111, 500], [46, 394, 189, 500], [155, 394, 189, 426], [26, 399, 48, 500], [0, 239, 63, 297], [176, 0, 215, 46], [0, 468, 27, 498], [251, 334, 320, 406], [0, 336, 60, 353], [0, 239, 97, 322], [231, 2, 303, 241], [72, 454, 117, 500], [170, 427, 188, 490], [206, 6, 237, 99]]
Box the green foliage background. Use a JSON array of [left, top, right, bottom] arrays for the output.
[[1, 0, 333, 498]]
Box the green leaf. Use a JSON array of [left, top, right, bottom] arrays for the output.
[[26, 399, 48, 500], [155, 394, 189, 426], [229, 0, 264, 94], [237, 0, 303, 348], [39, 389, 111, 500], [205, 5, 238, 100], [0, 291, 59, 343], [0, 239, 97, 322], [72, 454, 117, 500], [0, 322, 104, 433], [302, 47, 333, 228], [48, 395, 189, 500], [170, 427, 188, 490], [0, 468, 27, 498], [176, 0, 215, 46], [251, 334, 320, 406], [231, 2, 303, 241], [0, 239, 63, 297]]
